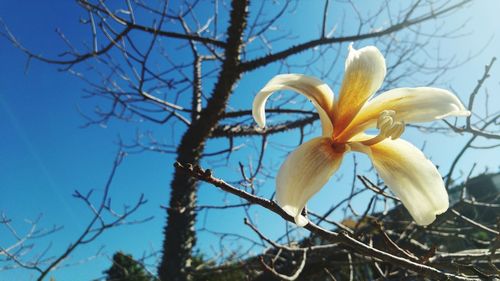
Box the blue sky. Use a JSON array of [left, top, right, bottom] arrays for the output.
[[1, 1, 499, 280]]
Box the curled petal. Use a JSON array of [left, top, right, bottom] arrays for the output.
[[334, 45, 386, 136], [252, 74, 335, 137], [354, 137, 449, 225], [276, 137, 343, 226], [337, 87, 471, 142]]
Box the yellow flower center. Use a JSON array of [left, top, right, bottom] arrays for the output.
[[331, 142, 349, 153], [359, 110, 405, 146]]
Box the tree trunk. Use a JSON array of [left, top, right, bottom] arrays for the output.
[[158, 1, 249, 280]]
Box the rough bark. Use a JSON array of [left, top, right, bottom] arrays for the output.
[[158, 1, 249, 280]]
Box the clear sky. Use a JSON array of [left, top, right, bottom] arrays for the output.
[[1, 1, 499, 280]]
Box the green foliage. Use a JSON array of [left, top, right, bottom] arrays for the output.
[[191, 251, 248, 281], [104, 252, 153, 281]]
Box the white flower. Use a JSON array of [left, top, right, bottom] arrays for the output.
[[253, 45, 470, 227]]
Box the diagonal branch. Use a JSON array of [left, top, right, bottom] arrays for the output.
[[174, 162, 482, 281], [211, 115, 319, 138], [240, 0, 471, 72]]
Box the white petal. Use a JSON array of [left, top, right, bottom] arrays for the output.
[[276, 137, 343, 226], [334, 45, 386, 135], [337, 87, 471, 142], [358, 138, 449, 225], [368, 87, 470, 121], [252, 74, 335, 137]]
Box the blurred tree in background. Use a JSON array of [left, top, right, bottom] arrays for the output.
[[104, 252, 153, 281]]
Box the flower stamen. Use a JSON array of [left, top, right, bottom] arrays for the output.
[[359, 110, 405, 146]]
